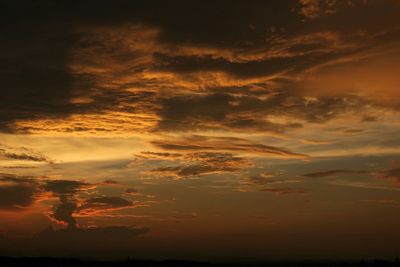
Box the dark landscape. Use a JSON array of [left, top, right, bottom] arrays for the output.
[[1, 257, 400, 267]]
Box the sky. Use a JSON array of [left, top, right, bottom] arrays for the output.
[[1, 0, 400, 261]]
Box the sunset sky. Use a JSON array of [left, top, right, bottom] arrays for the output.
[[1, 0, 400, 261]]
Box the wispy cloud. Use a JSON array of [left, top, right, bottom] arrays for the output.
[[303, 169, 370, 178], [151, 135, 308, 159], [143, 152, 252, 179], [0, 144, 53, 163]]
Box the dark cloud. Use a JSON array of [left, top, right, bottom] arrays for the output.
[[0, 183, 37, 210], [152, 52, 309, 79], [0, 1, 84, 132], [0, 175, 78, 214], [50, 195, 78, 229], [1, 1, 400, 260], [0, 174, 38, 210], [303, 169, 370, 178], [1, 0, 398, 134], [44, 180, 93, 228], [156, 92, 368, 134], [44, 180, 90, 195], [45, 180, 133, 227], [0, 173, 144, 250], [0, 173, 137, 226]]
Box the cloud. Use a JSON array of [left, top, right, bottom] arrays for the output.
[[360, 199, 398, 205], [151, 135, 308, 159], [43, 180, 92, 195], [301, 139, 333, 145], [303, 169, 370, 178], [152, 52, 307, 79], [0, 144, 53, 163], [303, 165, 400, 187], [135, 151, 183, 160], [240, 172, 274, 186], [0, 174, 38, 210], [376, 167, 400, 185], [146, 152, 252, 179], [155, 91, 369, 134], [0, 173, 149, 257], [44, 179, 136, 228], [328, 180, 400, 191], [296, 0, 342, 19], [139, 151, 182, 159], [78, 197, 133, 214], [49, 195, 78, 229], [298, 0, 322, 19], [44, 181, 137, 229], [234, 172, 302, 193], [125, 188, 141, 196], [259, 188, 306, 195], [44, 180, 94, 228], [299, 53, 400, 107], [241, 173, 301, 186], [102, 179, 120, 185], [2, 1, 398, 136], [0, 173, 140, 228], [0, 2, 86, 133], [150, 164, 234, 179]]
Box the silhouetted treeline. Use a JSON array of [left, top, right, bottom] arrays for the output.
[[0, 257, 399, 267]]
